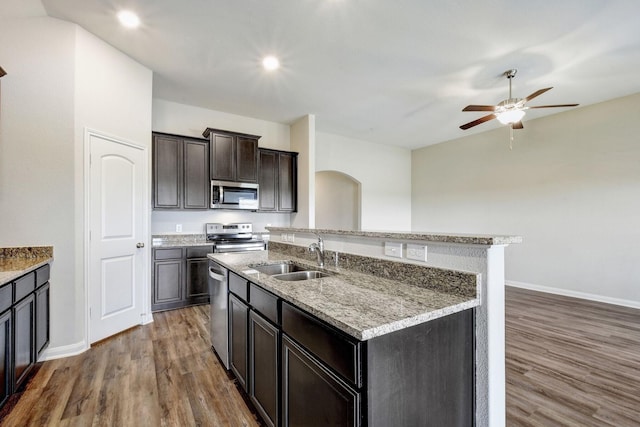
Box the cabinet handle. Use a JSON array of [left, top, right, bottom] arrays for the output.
[[136, 242, 145, 248]]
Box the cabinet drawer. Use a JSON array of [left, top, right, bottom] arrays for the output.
[[14, 272, 35, 302], [154, 248, 183, 260], [229, 272, 248, 301], [282, 302, 360, 386], [186, 246, 214, 258], [0, 283, 11, 313], [249, 283, 278, 325], [36, 264, 50, 288]]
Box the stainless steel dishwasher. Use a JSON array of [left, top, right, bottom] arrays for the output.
[[208, 260, 229, 369]]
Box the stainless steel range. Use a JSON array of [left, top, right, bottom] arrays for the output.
[[206, 222, 266, 253], [207, 222, 265, 369]]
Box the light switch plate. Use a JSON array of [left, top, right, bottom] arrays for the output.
[[407, 244, 427, 262], [384, 242, 403, 258]]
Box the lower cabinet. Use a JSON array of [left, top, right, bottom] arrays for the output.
[[0, 263, 51, 411], [224, 276, 475, 427], [249, 310, 279, 427], [152, 246, 212, 312], [282, 335, 359, 427], [0, 310, 11, 407], [229, 293, 249, 392], [13, 294, 35, 391]]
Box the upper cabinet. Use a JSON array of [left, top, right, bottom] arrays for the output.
[[258, 149, 298, 212], [153, 132, 210, 210], [203, 128, 260, 183]]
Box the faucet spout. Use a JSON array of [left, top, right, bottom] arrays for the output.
[[308, 236, 325, 267]]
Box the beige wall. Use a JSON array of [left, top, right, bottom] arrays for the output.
[[316, 132, 412, 231], [316, 171, 360, 230], [0, 12, 153, 353], [412, 93, 640, 307]]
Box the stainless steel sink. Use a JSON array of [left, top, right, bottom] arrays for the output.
[[272, 271, 330, 281], [250, 263, 309, 275]]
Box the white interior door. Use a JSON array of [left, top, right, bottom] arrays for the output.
[[89, 132, 146, 343]]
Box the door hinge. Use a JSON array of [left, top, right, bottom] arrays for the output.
[[89, 307, 91, 318]]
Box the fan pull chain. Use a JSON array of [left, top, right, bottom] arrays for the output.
[[510, 126, 514, 150]]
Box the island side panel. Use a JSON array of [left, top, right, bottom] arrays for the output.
[[365, 308, 475, 427]]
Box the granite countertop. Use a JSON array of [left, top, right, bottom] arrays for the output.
[[0, 247, 54, 285], [267, 226, 522, 246], [152, 233, 268, 248], [209, 250, 480, 341]]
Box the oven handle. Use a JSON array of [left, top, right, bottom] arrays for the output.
[[209, 268, 225, 282]]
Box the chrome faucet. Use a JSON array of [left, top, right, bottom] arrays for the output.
[[308, 236, 325, 268]]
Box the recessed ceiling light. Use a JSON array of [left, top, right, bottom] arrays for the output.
[[262, 56, 280, 71], [117, 10, 140, 28]]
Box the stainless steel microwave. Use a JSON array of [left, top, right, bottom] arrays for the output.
[[211, 180, 259, 210]]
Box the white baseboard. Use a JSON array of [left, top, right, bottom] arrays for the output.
[[507, 280, 640, 310], [39, 340, 89, 361]]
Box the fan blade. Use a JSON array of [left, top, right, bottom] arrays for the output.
[[462, 105, 497, 112], [460, 114, 496, 130], [512, 121, 524, 129], [528, 104, 579, 109], [524, 87, 552, 102]]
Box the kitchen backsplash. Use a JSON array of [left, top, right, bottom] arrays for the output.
[[151, 210, 291, 234]]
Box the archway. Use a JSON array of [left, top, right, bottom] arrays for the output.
[[315, 171, 361, 231]]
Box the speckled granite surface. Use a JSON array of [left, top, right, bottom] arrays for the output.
[[209, 249, 479, 341], [267, 226, 522, 245], [0, 246, 53, 285], [152, 234, 210, 248]]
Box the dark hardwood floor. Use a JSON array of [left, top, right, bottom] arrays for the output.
[[2, 288, 639, 426], [506, 286, 640, 426]]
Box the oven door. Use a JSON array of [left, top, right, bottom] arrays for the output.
[[211, 180, 259, 210]]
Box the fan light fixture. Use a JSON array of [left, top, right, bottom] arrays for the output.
[[496, 109, 525, 125]]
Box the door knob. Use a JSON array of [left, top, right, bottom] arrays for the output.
[[136, 242, 145, 248]]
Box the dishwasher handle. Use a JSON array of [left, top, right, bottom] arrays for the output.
[[209, 267, 225, 282]]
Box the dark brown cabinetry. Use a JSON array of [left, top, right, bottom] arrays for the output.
[[223, 274, 474, 427], [229, 293, 249, 392], [203, 128, 260, 183], [152, 246, 212, 312], [0, 263, 51, 410], [258, 149, 297, 212], [153, 132, 210, 210]]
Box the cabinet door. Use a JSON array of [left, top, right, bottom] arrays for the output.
[[229, 293, 249, 392], [236, 137, 258, 183], [13, 294, 35, 390], [0, 310, 10, 407], [153, 134, 182, 209], [210, 133, 234, 181], [249, 310, 279, 427], [153, 260, 184, 307], [278, 152, 297, 212], [282, 335, 360, 427], [183, 139, 210, 209], [35, 283, 50, 360], [258, 149, 277, 211], [186, 258, 209, 299]]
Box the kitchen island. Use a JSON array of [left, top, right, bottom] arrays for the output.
[[209, 240, 484, 426]]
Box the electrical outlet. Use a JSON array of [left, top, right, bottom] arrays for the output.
[[384, 242, 403, 258], [288, 233, 295, 242], [176, 224, 182, 232], [281, 233, 287, 242], [407, 244, 427, 262]]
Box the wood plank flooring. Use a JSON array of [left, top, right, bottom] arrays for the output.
[[2, 289, 639, 426], [0, 305, 261, 427], [506, 286, 640, 426]]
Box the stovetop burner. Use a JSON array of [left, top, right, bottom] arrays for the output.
[[205, 223, 266, 253]]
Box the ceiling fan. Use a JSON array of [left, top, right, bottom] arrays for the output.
[[459, 69, 578, 131]]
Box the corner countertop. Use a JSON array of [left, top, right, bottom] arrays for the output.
[[209, 250, 480, 341], [0, 246, 54, 285], [267, 226, 522, 246]]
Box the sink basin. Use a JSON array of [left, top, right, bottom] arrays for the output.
[[273, 271, 330, 281], [250, 263, 309, 275]]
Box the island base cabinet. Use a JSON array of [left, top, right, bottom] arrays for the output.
[[13, 294, 35, 391], [229, 293, 249, 392], [249, 310, 279, 427], [282, 335, 360, 427], [0, 311, 10, 407]]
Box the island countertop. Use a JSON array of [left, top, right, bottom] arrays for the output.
[[208, 250, 480, 341]]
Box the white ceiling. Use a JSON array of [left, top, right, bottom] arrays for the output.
[[40, 0, 640, 149]]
